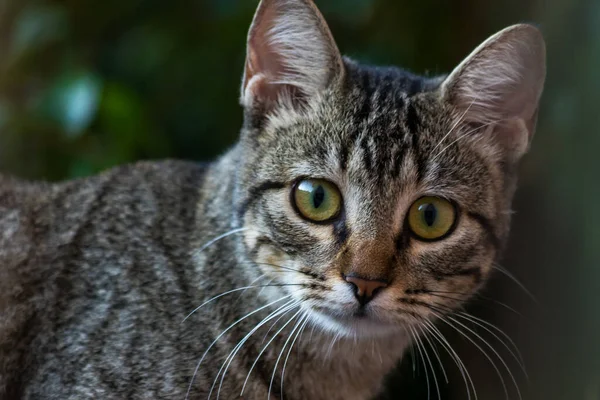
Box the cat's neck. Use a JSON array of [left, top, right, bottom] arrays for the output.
[[273, 330, 409, 399]]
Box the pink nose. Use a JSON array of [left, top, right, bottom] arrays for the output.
[[344, 275, 388, 305]]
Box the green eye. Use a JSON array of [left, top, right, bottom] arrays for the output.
[[292, 179, 342, 222], [407, 196, 457, 240]]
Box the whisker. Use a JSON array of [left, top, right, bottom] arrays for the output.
[[269, 312, 308, 400], [491, 263, 537, 303], [184, 293, 296, 400], [228, 275, 280, 317], [255, 277, 277, 298], [431, 119, 504, 162], [430, 98, 476, 155], [295, 314, 310, 354], [281, 314, 310, 399], [421, 300, 526, 376], [238, 273, 268, 299], [404, 326, 417, 377], [456, 312, 527, 378], [416, 324, 441, 400], [196, 227, 247, 254], [416, 323, 449, 384], [240, 308, 303, 396], [182, 284, 305, 323], [325, 331, 341, 361], [262, 308, 295, 344], [408, 325, 431, 400], [424, 290, 524, 317], [423, 320, 476, 400], [446, 314, 522, 400], [457, 311, 525, 366], [428, 308, 511, 400], [255, 262, 325, 281], [212, 300, 300, 400]]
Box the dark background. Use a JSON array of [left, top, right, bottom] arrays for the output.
[[0, 0, 597, 399]]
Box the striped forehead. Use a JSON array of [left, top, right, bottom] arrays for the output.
[[340, 75, 428, 179], [338, 64, 434, 177], [337, 92, 429, 236]]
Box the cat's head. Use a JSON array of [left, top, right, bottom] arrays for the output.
[[234, 0, 545, 337]]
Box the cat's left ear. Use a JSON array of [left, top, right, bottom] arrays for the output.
[[441, 24, 546, 161], [241, 0, 345, 113]]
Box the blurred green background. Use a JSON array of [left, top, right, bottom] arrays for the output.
[[0, 0, 597, 399]]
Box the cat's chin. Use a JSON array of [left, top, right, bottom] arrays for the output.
[[307, 309, 406, 339]]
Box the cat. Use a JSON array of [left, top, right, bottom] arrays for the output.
[[0, 0, 546, 399]]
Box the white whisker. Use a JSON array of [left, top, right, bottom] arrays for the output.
[[184, 293, 295, 400], [446, 315, 521, 400], [325, 331, 341, 361], [431, 119, 503, 162], [456, 312, 527, 377], [492, 263, 537, 302], [240, 308, 303, 396], [256, 277, 276, 297], [416, 323, 449, 384], [183, 284, 294, 323], [212, 300, 300, 400], [196, 227, 248, 254], [295, 314, 310, 354], [424, 320, 476, 400], [405, 326, 417, 377], [281, 314, 310, 399], [409, 325, 431, 400], [430, 98, 476, 155], [261, 305, 296, 344], [269, 312, 308, 400], [433, 311, 510, 400]]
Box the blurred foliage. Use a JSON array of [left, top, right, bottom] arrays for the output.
[[0, 0, 535, 181], [0, 0, 598, 399]]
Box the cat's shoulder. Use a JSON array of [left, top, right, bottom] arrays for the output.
[[0, 159, 208, 263], [0, 158, 208, 305]]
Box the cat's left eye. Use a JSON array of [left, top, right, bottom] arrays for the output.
[[292, 178, 342, 223], [407, 196, 457, 240]]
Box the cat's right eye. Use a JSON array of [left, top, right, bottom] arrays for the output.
[[292, 179, 342, 223]]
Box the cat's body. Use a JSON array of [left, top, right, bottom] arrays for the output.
[[0, 0, 545, 399]]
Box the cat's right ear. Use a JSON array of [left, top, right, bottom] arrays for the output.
[[441, 24, 546, 161], [240, 0, 345, 113]]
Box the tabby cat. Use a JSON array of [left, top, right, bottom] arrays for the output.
[[0, 0, 546, 398]]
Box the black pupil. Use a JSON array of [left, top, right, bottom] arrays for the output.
[[312, 185, 325, 209], [423, 203, 437, 226]]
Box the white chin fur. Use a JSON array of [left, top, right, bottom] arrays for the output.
[[305, 308, 405, 339]]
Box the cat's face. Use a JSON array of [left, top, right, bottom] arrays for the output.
[[235, 0, 545, 337]]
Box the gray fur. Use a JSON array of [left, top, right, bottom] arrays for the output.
[[0, 0, 545, 399]]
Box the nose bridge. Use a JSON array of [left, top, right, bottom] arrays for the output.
[[343, 235, 394, 281], [346, 184, 396, 241]]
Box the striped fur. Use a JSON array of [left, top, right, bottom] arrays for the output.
[[0, 0, 545, 399]]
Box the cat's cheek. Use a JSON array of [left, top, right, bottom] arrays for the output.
[[241, 222, 261, 250], [251, 243, 291, 275]]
